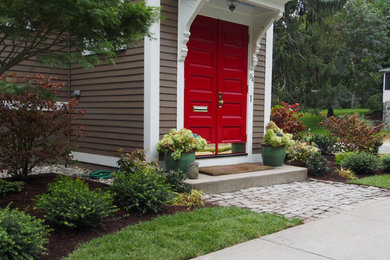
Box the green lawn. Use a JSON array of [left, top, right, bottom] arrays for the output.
[[347, 174, 390, 189], [301, 108, 371, 135], [64, 207, 302, 260]]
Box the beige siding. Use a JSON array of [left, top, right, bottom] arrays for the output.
[[252, 38, 267, 154], [71, 45, 145, 157], [160, 0, 178, 137]]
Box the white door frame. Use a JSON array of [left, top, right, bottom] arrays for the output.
[[176, 0, 281, 166]]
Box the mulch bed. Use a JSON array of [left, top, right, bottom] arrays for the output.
[[287, 155, 388, 182], [0, 173, 191, 260]]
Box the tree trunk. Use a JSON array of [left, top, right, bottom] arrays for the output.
[[351, 92, 356, 108], [327, 107, 334, 117]]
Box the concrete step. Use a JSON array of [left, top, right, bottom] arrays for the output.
[[185, 165, 307, 194]]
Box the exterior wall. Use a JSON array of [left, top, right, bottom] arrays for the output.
[[160, 0, 178, 137], [70, 46, 145, 157], [252, 38, 267, 154], [384, 90, 390, 103], [4, 57, 70, 100]]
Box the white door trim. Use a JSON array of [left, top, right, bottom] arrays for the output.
[[144, 0, 161, 161]]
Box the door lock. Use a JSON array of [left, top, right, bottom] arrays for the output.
[[218, 92, 224, 108]]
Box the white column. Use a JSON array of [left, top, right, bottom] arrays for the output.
[[144, 0, 161, 161], [176, 61, 185, 129], [264, 24, 274, 133]]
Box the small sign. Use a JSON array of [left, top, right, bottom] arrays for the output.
[[193, 106, 208, 112]]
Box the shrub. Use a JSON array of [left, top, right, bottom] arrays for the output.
[[271, 101, 306, 135], [308, 134, 340, 155], [334, 168, 358, 180], [111, 168, 171, 215], [117, 149, 159, 174], [172, 190, 205, 209], [0, 74, 85, 179], [340, 152, 381, 175], [34, 176, 118, 229], [287, 140, 319, 163], [0, 179, 24, 196], [0, 206, 50, 260], [321, 114, 385, 154], [366, 93, 382, 114], [381, 155, 390, 172], [305, 152, 329, 176], [335, 152, 356, 166], [162, 170, 192, 193]]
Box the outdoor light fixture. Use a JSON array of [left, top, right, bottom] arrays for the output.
[[227, 0, 238, 12]]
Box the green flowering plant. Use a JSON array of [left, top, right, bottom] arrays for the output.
[[263, 121, 294, 148], [157, 128, 207, 160], [287, 140, 319, 163]]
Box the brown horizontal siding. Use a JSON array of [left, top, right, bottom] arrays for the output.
[[252, 38, 267, 154], [3, 57, 70, 100], [160, 0, 178, 137], [71, 45, 145, 156], [1, 36, 71, 100]]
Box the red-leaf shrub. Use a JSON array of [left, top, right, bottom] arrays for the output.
[[321, 114, 385, 154], [0, 74, 85, 179], [271, 101, 306, 135]]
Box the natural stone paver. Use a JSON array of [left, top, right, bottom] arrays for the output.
[[204, 179, 390, 222]]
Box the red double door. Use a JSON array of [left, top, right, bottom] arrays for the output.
[[184, 16, 248, 147]]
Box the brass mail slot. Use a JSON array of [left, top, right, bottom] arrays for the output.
[[193, 105, 208, 112]]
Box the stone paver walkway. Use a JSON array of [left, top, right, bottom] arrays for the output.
[[205, 179, 390, 222]]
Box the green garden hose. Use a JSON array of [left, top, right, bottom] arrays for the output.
[[84, 170, 113, 179]]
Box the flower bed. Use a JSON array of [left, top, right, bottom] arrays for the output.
[[0, 173, 190, 260]]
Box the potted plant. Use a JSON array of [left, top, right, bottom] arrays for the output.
[[261, 121, 294, 166], [157, 128, 207, 174]]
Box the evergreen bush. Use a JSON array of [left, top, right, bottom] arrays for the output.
[[35, 176, 118, 229], [0, 179, 24, 196], [305, 152, 329, 176], [111, 168, 171, 215], [0, 206, 50, 260], [340, 152, 381, 175]]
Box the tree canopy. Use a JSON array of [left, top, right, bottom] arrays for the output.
[[0, 0, 159, 74], [273, 0, 389, 114]]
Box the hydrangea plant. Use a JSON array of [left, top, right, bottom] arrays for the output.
[[157, 128, 207, 160], [287, 140, 319, 163], [263, 121, 294, 148]]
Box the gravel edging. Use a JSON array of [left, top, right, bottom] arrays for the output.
[[0, 164, 114, 185]]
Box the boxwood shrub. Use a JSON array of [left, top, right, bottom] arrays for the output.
[[305, 152, 329, 176], [34, 176, 118, 229], [111, 168, 171, 215], [381, 154, 390, 172], [341, 152, 381, 175], [0, 179, 24, 196], [0, 206, 50, 260]]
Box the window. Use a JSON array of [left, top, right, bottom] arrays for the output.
[[385, 73, 390, 90]]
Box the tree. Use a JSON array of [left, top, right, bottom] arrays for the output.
[[273, 0, 388, 114], [335, 0, 388, 108], [0, 74, 85, 179], [273, 0, 345, 116], [0, 0, 159, 74]]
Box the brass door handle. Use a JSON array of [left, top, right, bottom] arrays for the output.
[[218, 92, 223, 108]]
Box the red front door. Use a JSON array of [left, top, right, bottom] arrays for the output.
[[184, 16, 248, 146]]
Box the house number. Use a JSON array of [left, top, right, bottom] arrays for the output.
[[249, 73, 254, 82]]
